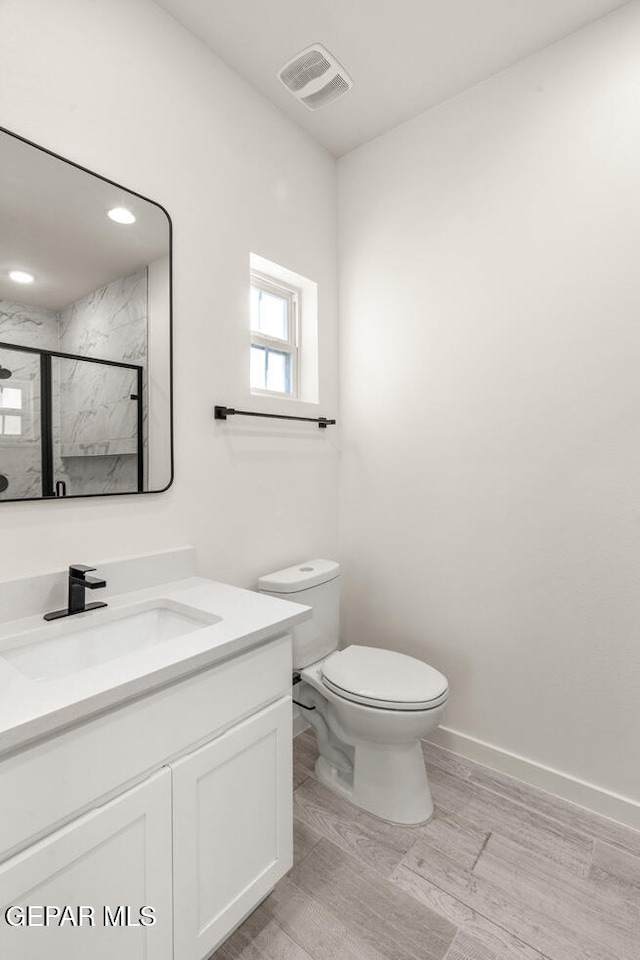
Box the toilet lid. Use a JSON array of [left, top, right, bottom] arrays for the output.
[[321, 645, 449, 711]]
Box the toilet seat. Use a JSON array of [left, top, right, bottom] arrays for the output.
[[321, 645, 449, 711]]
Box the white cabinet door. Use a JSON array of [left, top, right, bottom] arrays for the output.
[[0, 768, 173, 960], [172, 696, 292, 960]]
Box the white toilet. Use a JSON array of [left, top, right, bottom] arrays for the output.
[[258, 559, 448, 825]]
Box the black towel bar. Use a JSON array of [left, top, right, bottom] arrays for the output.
[[214, 406, 336, 429]]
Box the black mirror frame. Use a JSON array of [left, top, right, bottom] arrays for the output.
[[0, 124, 174, 502]]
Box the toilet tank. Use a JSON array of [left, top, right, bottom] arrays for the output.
[[258, 559, 340, 669]]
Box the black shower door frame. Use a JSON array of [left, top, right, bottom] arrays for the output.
[[0, 341, 144, 497]]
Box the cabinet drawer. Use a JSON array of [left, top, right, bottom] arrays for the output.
[[0, 634, 291, 862]]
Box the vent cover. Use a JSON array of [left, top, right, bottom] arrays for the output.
[[278, 43, 352, 110]]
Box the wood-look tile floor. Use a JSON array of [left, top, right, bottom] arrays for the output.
[[214, 731, 640, 960]]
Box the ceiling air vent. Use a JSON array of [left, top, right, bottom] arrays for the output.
[[278, 43, 352, 110]]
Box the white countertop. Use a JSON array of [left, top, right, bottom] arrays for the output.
[[0, 576, 311, 757]]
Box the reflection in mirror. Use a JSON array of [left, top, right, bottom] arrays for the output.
[[0, 126, 172, 501]]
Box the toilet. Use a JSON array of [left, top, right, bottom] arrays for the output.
[[258, 559, 449, 825]]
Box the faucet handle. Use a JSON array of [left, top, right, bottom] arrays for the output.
[[69, 564, 97, 579]]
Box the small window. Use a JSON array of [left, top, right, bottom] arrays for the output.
[[0, 382, 33, 441], [0, 385, 24, 438], [250, 272, 299, 398]]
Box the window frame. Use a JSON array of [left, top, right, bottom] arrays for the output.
[[0, 380, 34, 443], [250, 270, 300, 399]]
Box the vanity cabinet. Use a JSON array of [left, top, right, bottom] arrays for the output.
[[0, 769, 173, 959], [0, 634, 293, 960], [173, 697, 292, 960]]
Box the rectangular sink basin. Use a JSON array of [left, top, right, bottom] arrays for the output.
[[0, 600, 221, 682]]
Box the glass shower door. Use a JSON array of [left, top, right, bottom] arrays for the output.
[[0, 346, 42, 500], [52, 355, 142, 496]]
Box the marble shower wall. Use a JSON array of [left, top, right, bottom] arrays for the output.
[[0, 301, 59, 500], [0, 269, 148, 499], [57, 267, 148, 496], [58, 268, 148, 363], [0, 300, 59, 351]]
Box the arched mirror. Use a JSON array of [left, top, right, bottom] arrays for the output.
[[0, 126, 172, 501]]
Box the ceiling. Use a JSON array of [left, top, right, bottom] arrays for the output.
[[153, 0, 629, 156], [0, 129, 169, 310]]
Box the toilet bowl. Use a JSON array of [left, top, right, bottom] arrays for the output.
[[258, 560, 449, 825]]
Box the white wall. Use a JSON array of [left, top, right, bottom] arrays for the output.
[[147, 255, 171, 491], [338, 3, 640, 816], [4, 0, 639, 824], [0, 0, 339, 584]]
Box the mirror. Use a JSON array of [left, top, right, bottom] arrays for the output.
[[0, 126, 172, 501]]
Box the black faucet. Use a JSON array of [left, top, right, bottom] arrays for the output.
[[44, 565, 108, 622]]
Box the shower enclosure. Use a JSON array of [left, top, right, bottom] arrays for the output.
[[0, 341, 143, 500]]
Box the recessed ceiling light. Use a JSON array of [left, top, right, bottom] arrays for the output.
[[9, 270, 34, 284], [107, 207, 136, 225]]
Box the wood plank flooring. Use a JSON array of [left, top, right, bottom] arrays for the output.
[[213, 731, 640, 960]]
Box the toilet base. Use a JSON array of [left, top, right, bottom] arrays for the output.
[[315, 740, 434, 825]]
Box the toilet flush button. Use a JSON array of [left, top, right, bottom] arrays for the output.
[[299, 566, 314, 571]]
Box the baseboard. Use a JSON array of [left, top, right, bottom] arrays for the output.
[[427, 725, 640, 832]]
